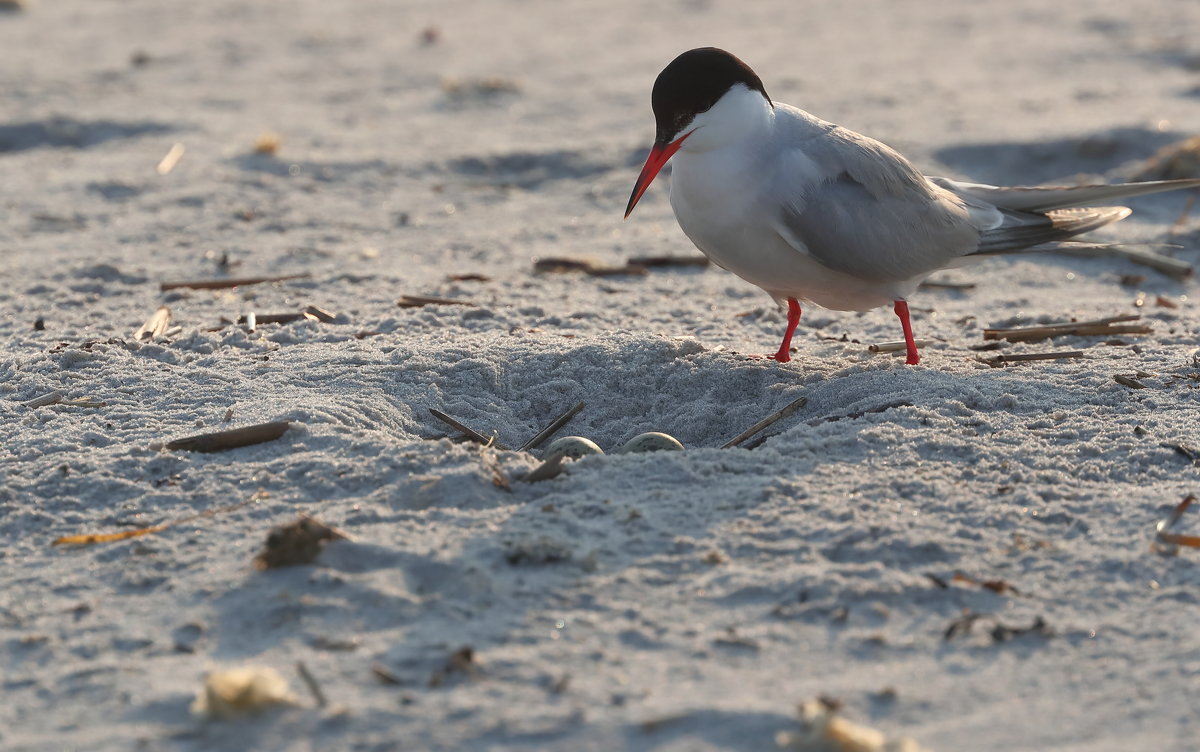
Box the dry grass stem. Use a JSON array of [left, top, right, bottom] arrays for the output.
[[1156, 495, 1200, 550], [722, 396, 808, 448], [520, 402, 585, 451], [53, 491, 267, 546], [397, 294, 476, 308], [429, 408, 498, 446], [160, 273, 310, 291], [295, 662, 327, 707]]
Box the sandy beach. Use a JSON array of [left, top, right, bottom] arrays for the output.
[[2, 1, 1200, 750]]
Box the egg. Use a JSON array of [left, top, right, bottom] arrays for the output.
[[543, 436, 604, 462], [620, 432, 684, 454]]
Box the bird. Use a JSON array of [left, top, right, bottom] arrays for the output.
[[624, 47, 1200, 365]]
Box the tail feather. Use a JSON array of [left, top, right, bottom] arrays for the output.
[[930, 177, 1200, 213], [973, 206, 1132, 255]]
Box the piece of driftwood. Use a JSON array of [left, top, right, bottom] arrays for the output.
[[160, 273, 310, 291], [522, 455, 565, 482], [868, 339, 931, 354], [983, 315, 1149, 342], [520, 402, 585, 452], [397, 294, 476, 308], [979, 350, 1084, 367], [303, 305, 337, 322], [23, 390, 64, 408], [165, 421, 291, 452], [721, 396, 808, 449], [133, 306, 172, 341]]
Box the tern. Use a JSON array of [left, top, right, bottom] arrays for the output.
[[625, 47, 1200, 365]]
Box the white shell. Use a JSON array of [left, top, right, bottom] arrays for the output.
[[620, 432, 684, 454], [543, 436, 604, 462]]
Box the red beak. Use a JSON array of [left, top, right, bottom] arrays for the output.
[[624, 131, 692, 219]]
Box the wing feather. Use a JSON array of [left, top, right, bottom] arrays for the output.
[[771, 127, 982, 282]]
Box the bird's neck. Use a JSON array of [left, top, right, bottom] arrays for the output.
[[677, 85, 774, 156]]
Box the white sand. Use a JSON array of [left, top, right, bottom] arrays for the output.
[[2, 1, 1200, 750]]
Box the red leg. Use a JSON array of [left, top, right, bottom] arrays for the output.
[[771, 298, 802, 363], [893, 300, 920, 365]]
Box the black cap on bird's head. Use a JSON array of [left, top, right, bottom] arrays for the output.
[[651, 47, 771, 144], [626, 48, 771, 218]]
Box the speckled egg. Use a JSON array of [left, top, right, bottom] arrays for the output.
[[620, 432, 684, 454], [543, 436, 604, 462]]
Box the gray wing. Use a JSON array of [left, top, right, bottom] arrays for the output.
[[771, 126, 987, 282]]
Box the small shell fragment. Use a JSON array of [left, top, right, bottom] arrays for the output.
[[620, 432, 684, 454], [191, 666, 298, 719], [543, 436, 604, 462]]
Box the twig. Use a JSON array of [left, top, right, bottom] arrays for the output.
[[238, 312, 310, 325], [721, 396, 808, 448], [371, 663, 403, 685], [1060, 244, 1192, 279], [982, 315, 1148, 342], [397, 294, 476, 308], [428, 408, 499, 447], [979, 351, 1084, 367], [295, 661, 328, 708], [1156, 494, 1200, 549], [533, 257, 647, 276], [1170, 195, 1196, 235], [23, 390, 64, 408], [626, 255, 710, 268], [1164, 442, 1200, 464], [160, 273, 311, 291], [133, 306, 172, 341], [155, 143, 185, 175], [807, 401, 912, 426], [164, 421, 292, 453], [520, 402, 585, 451], [919, 279, 976, 291], [868, 339, 931, 354]]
